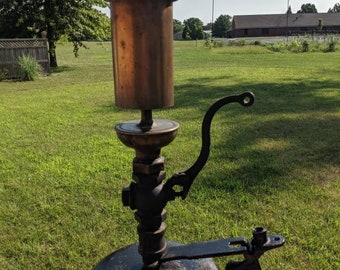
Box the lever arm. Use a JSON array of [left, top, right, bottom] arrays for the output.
[[164, 92, 255, 200]]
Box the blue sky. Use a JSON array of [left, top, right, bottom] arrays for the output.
[[173, 0, 338, 23]]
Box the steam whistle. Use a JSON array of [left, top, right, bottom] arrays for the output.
[[94, 1, 284, 269]]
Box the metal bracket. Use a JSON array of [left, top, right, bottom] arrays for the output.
[[164, 92, 255, 200]]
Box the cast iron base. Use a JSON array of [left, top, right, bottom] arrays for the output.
[[94, 241, 219, 270]]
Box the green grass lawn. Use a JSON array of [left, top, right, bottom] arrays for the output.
[[0, 41, 339, 269]]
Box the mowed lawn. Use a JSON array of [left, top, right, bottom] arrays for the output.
[[0, 41, 339, 269]]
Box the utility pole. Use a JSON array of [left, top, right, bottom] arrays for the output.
[[211, 0, 215, 38], [286, 0, 290, 42]]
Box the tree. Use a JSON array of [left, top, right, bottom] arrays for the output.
[[318, 18, 323, 30], [212, 15, 232, 38], [203, 23, 213, 31], [328, 3, 340, 12], [173, 19, 184, 34], [0, 0, 110, 67], [286, 5, 292, 14], [182, 17, 204, 40], [297, 3, 318, 13]]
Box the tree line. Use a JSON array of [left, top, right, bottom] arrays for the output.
[[174, 2, 340, 40]]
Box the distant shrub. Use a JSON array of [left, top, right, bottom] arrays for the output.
[[288, 40, 303, 52], [17, 55, 42, 81], [204, 37, 224, 49], [302, 40, 309, 52], [229, 39, 246, 46], [213, 41, 224, 48], [204, 36, 213, 49], [327, 40, 336, 52], [266, 39, 315, 53], [0, 68, 9, 81], [310, 42, 321, 52], [227, 35, 338, 54], [265, 42, 288, 53]]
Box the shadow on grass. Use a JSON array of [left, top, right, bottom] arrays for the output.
[[174, 77, 340, 193], [208, 115, 340, 192], [174, 76, 340, 113], [51, 65, 76, 74]]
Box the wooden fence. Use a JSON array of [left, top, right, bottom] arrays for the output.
[[0, 38, 50, 79]]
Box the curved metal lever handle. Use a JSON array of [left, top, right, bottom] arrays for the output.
[[165, 92, 255, 200]]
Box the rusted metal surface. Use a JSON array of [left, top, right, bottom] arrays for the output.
[[110, 0, 175, 109], [115, 119, 179, 156], [115, 119, 179, 267], [112, 93, 259, 268]]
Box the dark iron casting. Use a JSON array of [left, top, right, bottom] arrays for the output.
[[94, 241, 219, 270], [119, 93, 256, 267], [116, 118, 179, 266], [164, 92, 255, 200], [161, 227, 285, 269], [95, 92, 285, 269]]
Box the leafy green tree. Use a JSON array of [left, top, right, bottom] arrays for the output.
[[297, 3, 318, 13], [182, 25, 191, 40], [173, 19, 184, 34], [328, 3, 340, 12], [203, 23, 213, 31], [0, 0, 110, 67], [212, 15, 232, 38], [182, 17, 204, 40]]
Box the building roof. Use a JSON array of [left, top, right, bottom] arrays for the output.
[[232, 13, 340, 29]]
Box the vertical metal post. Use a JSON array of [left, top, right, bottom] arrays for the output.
[[211, 0, 215, 37], [286, 0, 290, 42]]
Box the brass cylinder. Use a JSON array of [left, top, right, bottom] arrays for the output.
[[110, 0, 176, 110]]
